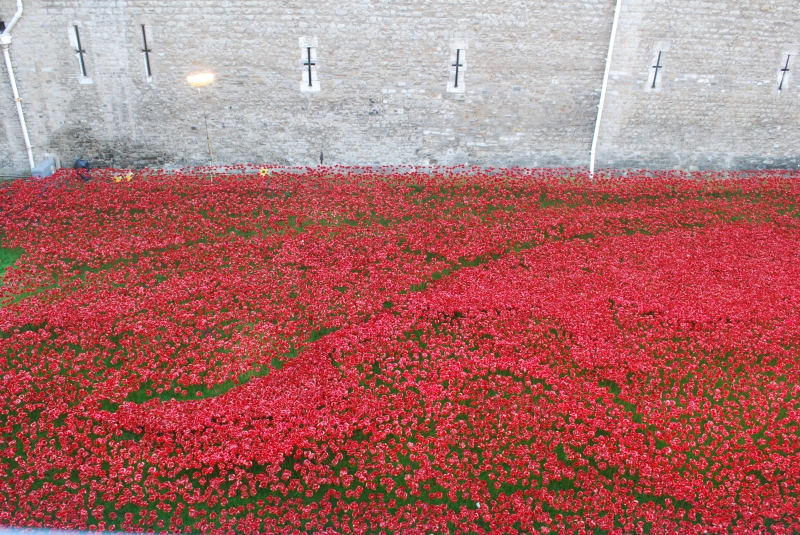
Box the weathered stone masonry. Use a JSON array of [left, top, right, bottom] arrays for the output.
[[0, 0, 798, 172]]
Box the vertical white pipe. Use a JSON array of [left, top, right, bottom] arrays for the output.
[[4, 0, 23, 33], [1, 0, 35, 171], [589, 0, 623, 177], [2, 46, 35, 170]]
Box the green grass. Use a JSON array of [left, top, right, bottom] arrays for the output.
[[3, 181, 798, 532], [0, 246, 23, 285]]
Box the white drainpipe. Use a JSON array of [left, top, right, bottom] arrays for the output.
[[589, 0, 623, 177], [1, 0, 35, 171]]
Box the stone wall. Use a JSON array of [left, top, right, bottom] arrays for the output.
[[597, 0, 800, 170], [0, 0, 797, 173]]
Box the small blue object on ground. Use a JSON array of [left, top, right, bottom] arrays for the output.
[[32, 159, 56, 178]]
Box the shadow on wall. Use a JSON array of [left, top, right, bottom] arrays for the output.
[[48, 126, 174, 169], [598, 152, 800, 171]]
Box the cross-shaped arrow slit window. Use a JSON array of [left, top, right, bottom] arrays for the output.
[[778, 55, 792, 92], [447, 41, 468, 93], [72, 25, 88, 77], [299, 37, 320, 92], [141, 25, 153, 80]]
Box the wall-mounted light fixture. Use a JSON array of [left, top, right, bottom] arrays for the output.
[[187, 72, 215, 88], [186, 72, 215, 168]]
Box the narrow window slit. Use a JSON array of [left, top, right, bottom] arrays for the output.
[[452, 49, 464, 88], [299, 37, 320, 92], [304, 47, 315, 88], [73, 26, 88, 77], [652, 51, 664, 89], [447, 40, 467, 93], [141, 25, 153, 79], [779, 55, 790, 91]]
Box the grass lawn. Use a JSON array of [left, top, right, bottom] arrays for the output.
[[0, 247, 22, 285], [0, 167, 798, 534]]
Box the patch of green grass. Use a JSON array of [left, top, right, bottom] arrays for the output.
[[115, 365, 273, 409], [0, 246, 23, 285], [309, 325, 342, 343], [1, 179, 793, 531]]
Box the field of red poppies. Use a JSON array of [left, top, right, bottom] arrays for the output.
[[0, 166, 799, 534]]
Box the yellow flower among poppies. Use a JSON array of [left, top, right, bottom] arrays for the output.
[[113, 173, 134, 183]]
